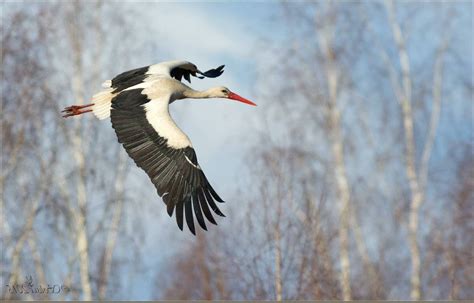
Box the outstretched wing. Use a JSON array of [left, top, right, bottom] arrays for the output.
[[169, 62, 225, 83], [107, 60, 225, 93], [110, 88, 225, 235]]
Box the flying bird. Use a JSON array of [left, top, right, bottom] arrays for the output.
[[62, 60, 256, 235]]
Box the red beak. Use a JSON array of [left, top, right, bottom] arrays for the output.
[[228, 92, 257, 106]]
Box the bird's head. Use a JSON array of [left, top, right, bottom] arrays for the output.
[[209, 86, 257, 106]]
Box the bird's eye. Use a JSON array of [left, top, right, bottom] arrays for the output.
[[221, 90, 227, 93]]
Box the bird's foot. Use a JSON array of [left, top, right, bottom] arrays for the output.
[[62, 103, 94, 118]]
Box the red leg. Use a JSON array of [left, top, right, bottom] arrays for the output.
[[62, 103, 94, 118]]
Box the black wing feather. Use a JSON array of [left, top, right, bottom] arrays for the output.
[[199, 65, 225, 78], [185, 199, 195, 235], [198, 189, 217, 225], [204, 189, 225, 217], [192, 191, 207, 231], [110, 88, 225, 234], [110, 66, 149, 93], [170, 64, 225, 83], [176, 201, 184, 231]]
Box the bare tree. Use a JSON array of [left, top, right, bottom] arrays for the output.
[[383, 1, 453, 299], [315, 4, 353, 299]]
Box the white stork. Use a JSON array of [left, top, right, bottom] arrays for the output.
[[62, 60, 256, 235]]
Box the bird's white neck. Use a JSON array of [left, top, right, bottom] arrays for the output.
[[182, 88, 216, 99]]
